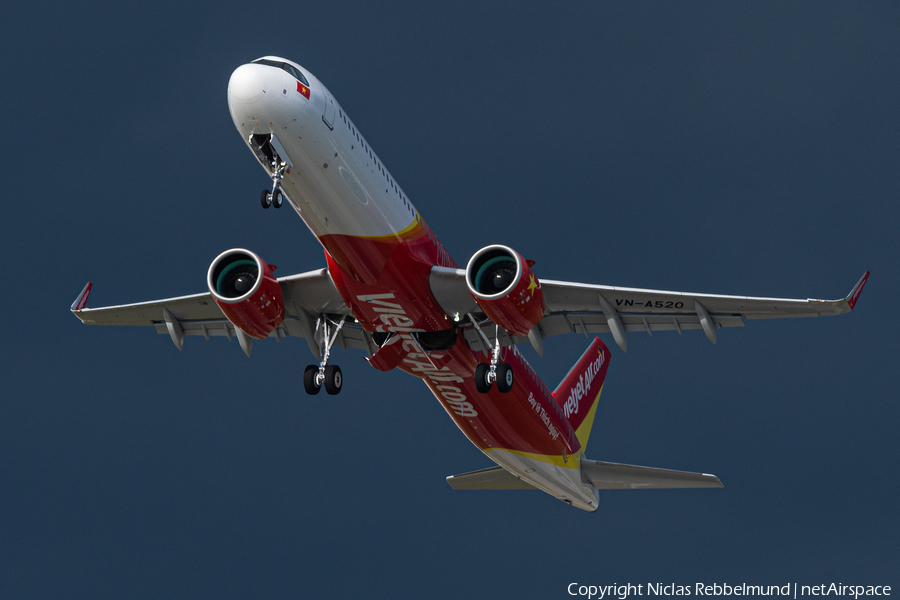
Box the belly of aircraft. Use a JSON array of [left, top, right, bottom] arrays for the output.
[[233, 71, 597, 510]]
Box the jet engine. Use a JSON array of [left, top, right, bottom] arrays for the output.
[[207, 248, 285, 339], [465, 245, 545, 337]]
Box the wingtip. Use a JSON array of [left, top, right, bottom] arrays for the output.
[[846, 270, 870, 310], [70, 282, 93, 312]]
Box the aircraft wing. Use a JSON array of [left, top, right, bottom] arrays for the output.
[[70, 269, 374, 357], [429, 267, 869, 353]]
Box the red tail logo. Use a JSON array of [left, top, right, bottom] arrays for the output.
[[552, 338, 610, 433]]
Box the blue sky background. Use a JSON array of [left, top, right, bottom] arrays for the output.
[[1, 2, 897, 598]]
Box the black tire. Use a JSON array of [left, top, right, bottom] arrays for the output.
[[303, 365, 321, 395], [475, 363, 492, 393], [324, 365, 342, 395], [273, 190, 284, 209], [496, 363, 514, 393], [261, 189, 272, 209]]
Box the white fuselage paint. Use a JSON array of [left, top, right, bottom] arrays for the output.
[[228, 58, 418, 241], [228, 57, 599, 512]]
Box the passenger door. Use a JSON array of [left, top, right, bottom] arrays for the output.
[[322, 90, 335, 130]]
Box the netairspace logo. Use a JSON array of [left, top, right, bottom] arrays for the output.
[[566, 583, 892, 600]]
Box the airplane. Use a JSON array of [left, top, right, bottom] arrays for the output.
[[71, 56, 869, 511]]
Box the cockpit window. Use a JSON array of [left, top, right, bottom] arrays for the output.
[[251, 59, 310, 87]]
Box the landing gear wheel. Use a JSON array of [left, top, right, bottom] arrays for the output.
[[272, 190, 284, 209], [303, 365, 321, 395], [496, 363, 514, 393], [261, 189, 272, 209], [324, 365, 342, 395], [475, 363, 492, 393]]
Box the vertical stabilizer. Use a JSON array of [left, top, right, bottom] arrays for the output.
[[552, 338, 610, 453]]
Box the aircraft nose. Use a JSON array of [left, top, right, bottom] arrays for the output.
[[228, 64, 268, 108]]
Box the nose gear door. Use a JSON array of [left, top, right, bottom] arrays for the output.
[[248, 133, 293, 175]]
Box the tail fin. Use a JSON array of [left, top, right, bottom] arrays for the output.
[[552, 338, 610, 453]]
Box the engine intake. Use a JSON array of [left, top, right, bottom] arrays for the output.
[[207, 248, 285, 340], [465, 245, 545, 337]]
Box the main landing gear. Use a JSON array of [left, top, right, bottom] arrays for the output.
[[303, 315, 347, 395], [261, 159, 287, 209], [468, 313, 514, 394]]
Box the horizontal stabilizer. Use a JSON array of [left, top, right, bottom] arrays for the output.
[[582, 460, 723, 489], [446, 467, 537, 490], [447, 461, 722, 491]]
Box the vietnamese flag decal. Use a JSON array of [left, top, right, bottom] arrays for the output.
[[297, 81, 310, 100]]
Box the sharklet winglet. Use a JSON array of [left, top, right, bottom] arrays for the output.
[[846, 270, 869, 310], [71, 282, 93, 312]]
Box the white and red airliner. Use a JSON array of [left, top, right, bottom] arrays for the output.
[[71, 57, 869, 511]]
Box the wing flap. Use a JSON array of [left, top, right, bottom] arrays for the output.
[[148, 316, 371, 352], [582, 460, 723, 490], [461, 313, 747, 352]]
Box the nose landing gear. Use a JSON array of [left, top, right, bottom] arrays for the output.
[[261, 160, 287, 209], [249, 134, 292, 210], [261, 187, 284, 209]]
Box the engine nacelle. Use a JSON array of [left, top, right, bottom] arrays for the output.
[[465, 245, 545, 337], [207, 248, 285, 340]]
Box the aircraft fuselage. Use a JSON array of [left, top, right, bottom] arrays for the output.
[[227, 58, 599, 511]]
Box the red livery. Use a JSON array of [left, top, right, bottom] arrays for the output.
[[71, 55, 867, 510], [207, 249, 285, 340], [466, 245, 545, 337]]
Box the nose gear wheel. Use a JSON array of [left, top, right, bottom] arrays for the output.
[[261, 158, 287, 209]]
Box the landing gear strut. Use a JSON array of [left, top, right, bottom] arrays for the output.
[[468, 313, 514, 394], [303, 315, 347, 395], [261, 159, 287, 209]]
